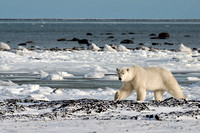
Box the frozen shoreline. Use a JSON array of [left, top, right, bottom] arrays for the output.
[[1, 44, 200, 132]]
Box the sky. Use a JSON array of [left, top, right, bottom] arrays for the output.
[[0, 0, 200, 19]]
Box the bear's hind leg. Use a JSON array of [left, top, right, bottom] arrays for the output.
[[168, 88, 186, 100], [154, 90, 164, 101]]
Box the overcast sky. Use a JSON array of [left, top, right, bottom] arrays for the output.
[[0, 0, 199, 19]]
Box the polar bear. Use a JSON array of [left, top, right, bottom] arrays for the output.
[[115, 65, 186, 101]]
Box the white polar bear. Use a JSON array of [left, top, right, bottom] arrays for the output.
[[115, 65, 186, 101]]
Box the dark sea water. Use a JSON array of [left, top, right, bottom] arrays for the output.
[[0, 19, 200, 50]]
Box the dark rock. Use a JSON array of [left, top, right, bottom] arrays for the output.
[[150, 33, 170, 39], [26, 41, 36, 43], [138, 43, 144, 45], [184, 35, 191, 37], [121, 33, 126, 35], [158, 33, 170, 39], [128, 32, 135, 34], [120, 39, 134, 44], [18, 43, 27, 46], [70, 38, 80, 41], [155, 114, 161, 121], [192, 48, 198, 51], [108, 36, 114, 39], [149, 33, 157, 36], [152, 43, 160, 45], [86, 33, 93, 36], [164, 42, 174, 45], [78, 39, 89, 44], [106, 33, 113, 35], [57, 38, 67, 41]]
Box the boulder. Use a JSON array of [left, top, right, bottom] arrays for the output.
[[78, 39, 89, 44], [70, 38, 80, 41], [106, 33, 113, 35], [120, 39, 134, 44], [164, 42, 174, 45], [150, 33, 170, 39], [152, 43, 160, 45], [57, 38, 67, 41], [128, 32, 135, 34], [138, 43, 144, 45], [184, 35, 191, 37], [86, 33, 93, 36], [108, 36, 114, 39], [18, 43, 27, 46], [158, 33, 170, 39], [26, 41, 36, 43]]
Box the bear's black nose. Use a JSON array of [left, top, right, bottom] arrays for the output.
[[119, 78, 121, 81]]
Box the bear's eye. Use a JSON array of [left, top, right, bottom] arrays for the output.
[[122, 73, 124, 75]]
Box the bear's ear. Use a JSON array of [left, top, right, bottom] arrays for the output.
[[116, 68, 119, 72], [127, 69, 129, 72]]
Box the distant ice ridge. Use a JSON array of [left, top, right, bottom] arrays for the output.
[[40, 70, 74, 80]]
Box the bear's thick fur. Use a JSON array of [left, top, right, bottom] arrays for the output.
[[115, 65, 186, 101]]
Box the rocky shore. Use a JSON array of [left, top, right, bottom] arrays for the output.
[[0, 97, 199, 122]]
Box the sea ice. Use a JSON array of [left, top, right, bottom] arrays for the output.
[[179, 43, 193, 53], [88, 43, 101, 51], [0, 42, 10, 50], [103, 44, 117, 52], [117, 45, 130, 52]]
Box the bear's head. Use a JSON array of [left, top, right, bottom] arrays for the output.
[[116, 68, 132, 82]]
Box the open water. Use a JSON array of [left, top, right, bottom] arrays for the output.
[[0, 19, 200, 50]]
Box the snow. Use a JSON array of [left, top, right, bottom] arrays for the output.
[[187, 77, 200, 81], [0, 42, 11, 50], [103, 44, 117, 52], [118, 45, 131, 52], [1, 46, 200, 132], [88, 43, 101, 51], [179, 43, 193, 53]]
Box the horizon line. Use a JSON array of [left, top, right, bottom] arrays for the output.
[[0, 18, 200, 21]]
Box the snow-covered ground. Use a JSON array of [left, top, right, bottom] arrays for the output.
[[0, 44, 200, 132]]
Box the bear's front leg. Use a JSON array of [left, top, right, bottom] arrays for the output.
[[136, 88, 146, 101], [154, 90, 164, 101]]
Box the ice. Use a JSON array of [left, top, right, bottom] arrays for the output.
[[0, 42, 10, 50], [43, 73, 63, 80], [117, 45, 131, 52], [178, 43, 193, 53], [187, 77, 200, 81], [84, 71, 105, 78], [103, 44, 117, 52], [88, 43, 101, 51]]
